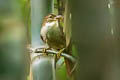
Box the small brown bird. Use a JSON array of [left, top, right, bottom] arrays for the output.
[[40, 14, 66, 55], [40, 14, 75, 76]]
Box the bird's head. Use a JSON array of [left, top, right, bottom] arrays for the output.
[[42, 14, 56, 26], [45, 14, 56, 22], [42, 14, 63, 26]]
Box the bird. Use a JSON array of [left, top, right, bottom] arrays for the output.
[[40, 14, 66, 58], [40, 14, 75, 76]]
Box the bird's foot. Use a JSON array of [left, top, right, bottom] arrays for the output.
[[42, 48, 50, 56], [57, 48, 65, 59]]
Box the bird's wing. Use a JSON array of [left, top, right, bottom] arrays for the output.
[[40, 34, 45, 43]]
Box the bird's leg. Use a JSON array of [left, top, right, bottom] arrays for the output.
[[56, 48, 65, 60], [42, 48, 47, 55], [42, 47, 51, 56]]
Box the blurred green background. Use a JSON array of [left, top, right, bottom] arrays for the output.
[[0, 0, 29, 80], [1, 0, 120, 80]]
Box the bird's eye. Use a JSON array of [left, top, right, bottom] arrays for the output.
[[49, 16, 52, 18], [49, 16, 53, 18]]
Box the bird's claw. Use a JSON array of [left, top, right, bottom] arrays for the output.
[[57, 48, 65, 59], [42, 48, 47, 55]]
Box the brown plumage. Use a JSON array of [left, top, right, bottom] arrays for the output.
[[40, 14, 65, 50]]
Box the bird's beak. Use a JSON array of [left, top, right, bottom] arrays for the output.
[[55, 15, 63, 20]]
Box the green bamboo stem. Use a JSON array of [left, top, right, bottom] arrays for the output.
[[70, 0, 120, 80], [30, 0, 55, 80]]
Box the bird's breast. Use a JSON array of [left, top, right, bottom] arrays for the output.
[[40, 21, 57, 41]]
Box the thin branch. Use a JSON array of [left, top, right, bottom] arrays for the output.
[[28, 47, 76, 63]]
